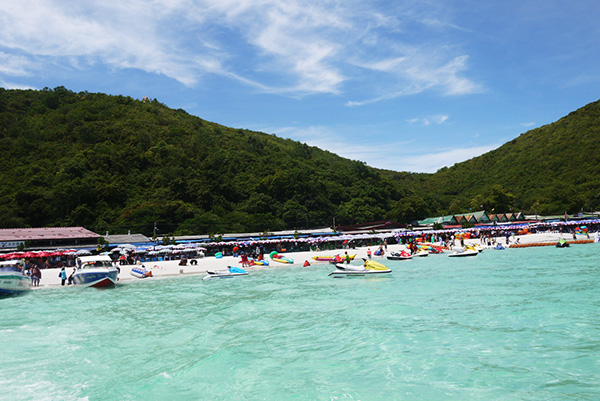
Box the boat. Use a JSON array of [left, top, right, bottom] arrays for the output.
[[448, 247, 479, 257], [130, 265, 153, 278], [312, 254, 356, 262], [203, 266, 248, 280], [556, 238, 570, 248], [387, 251, 412, 260], [329, 259, 391, 277], [73, 255, 119, 288], [468, 244, 484, 253], [413, 249, 429, 257], [249, 258, 269, 266], [0, 260, 32, 296]]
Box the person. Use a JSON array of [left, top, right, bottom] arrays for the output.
[[240, 252, 249, 267], [344, 251, 351, 264], [367, 248, 372, 259], [32, 266, 41, 287], [59, 267, 67, 286], [67, 268, 75, 285], [383, 239, 388, 251]]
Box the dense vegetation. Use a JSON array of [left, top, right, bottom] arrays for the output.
[[0, 87, 430, 236], [1, 87, 598, 236], [421, 99, 600, 216]]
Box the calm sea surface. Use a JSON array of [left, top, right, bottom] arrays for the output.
[[1, 245, 599, 400]]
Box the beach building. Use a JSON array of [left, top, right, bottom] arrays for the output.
[[0, 227, 100, 251], [417, 210, 522, 228]]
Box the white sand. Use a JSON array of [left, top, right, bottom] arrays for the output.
[[32, 231, 593, 289]]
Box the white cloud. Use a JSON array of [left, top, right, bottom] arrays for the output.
[[407, 114, 449, 126], [0, 52, 33, 77], [393, 145, 500, 173], [520, 122, 536, 128], [0, 0, 481, 100], [264, 124, 498, 173]]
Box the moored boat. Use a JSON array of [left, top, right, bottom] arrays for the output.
[[0, 260, 32, 296], [73, 255, 119, 288], [387, 251, 412, 260], [448, 247, 479, 257], [329, 259, 391, 277], [203, 266, 249, 280]]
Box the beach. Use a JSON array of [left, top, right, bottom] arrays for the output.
[[31, 231, 589, 288]]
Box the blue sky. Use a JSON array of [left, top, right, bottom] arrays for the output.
[[1, 0, 599, 172]]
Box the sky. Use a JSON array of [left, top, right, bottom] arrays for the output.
[[1, 0, 599, 173]]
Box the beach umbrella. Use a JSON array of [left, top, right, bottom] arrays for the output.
[[76, 250, 92, 256]]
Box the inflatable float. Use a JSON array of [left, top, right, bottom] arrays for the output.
[[270, 251, 293, 264], [130, 266, 153, 278]]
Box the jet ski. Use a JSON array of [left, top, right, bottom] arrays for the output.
[[556, 238, 569, 248], [412, 249, 429, 257], [448, 247, 479, 257], [387, 251, 412, 260], [203, 266, 249, 280], [329, 259, 391, 277]]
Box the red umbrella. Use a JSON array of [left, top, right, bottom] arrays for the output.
[[22, 252, 38, 258], [36, 251, 53, 257]]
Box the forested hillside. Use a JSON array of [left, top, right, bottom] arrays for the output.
[[0, 87, 430, 235], [2, 87, 598, 236], [421, 99, 600, 216]]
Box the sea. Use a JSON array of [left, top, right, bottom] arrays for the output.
[[1, 245, 598, 401]]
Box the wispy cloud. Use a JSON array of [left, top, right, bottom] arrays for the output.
[[520, 122, 536, 128], [264, 124, 498, 173], [0, 0, 481, 101], [408, 114, 449, 126]]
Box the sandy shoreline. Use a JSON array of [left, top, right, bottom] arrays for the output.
[[30, 231, 593, 289]]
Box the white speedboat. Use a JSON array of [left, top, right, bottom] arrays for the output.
[[448, 247, 479, 257], [0, 260, 31, 295], [73, 255, 119, 288], [203, 266, 248, 280], [329, 260, 391, 277]]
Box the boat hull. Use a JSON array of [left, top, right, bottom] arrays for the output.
[[73, 268, 118, 288], [329, 269, 391, 277], [0, 273, 32, 295], [448, 250, 478, 257]]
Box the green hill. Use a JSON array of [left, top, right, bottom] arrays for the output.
[[1, 87, 598, 235], [0, 87, 428, 235], [423, 99, 600, 216]]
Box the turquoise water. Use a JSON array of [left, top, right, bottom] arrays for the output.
[[1, 245, 599, 400]]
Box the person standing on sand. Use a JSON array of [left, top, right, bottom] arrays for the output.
[[67, 268, 76, 285], [32, 266, 41, 287], [367, 248, 372, 259], [59, 267, 67, 286]]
